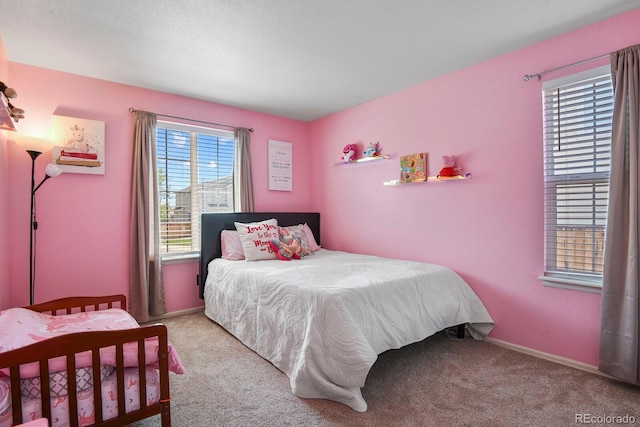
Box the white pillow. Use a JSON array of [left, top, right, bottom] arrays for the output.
[[221, 230, 245, 260], [234, 219, 279, 261]]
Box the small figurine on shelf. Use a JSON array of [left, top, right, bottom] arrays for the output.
[[363, 141, 381, 157], [342, 144, 357, 163], [438, 155, 461, 178]]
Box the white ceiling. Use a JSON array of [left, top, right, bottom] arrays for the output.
[[1, 1, 638, 122]]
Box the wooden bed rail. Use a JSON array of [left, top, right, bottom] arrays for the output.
[[25, 294, 127, 315], [1, 295, 171, 427], [0, 324, 171, 427]]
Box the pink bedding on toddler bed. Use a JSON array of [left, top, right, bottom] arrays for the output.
[[0, 307, 185, 426], [0, 307, 184, 377]]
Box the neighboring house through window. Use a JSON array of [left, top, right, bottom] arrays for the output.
[[540, 65, 613, 291], [156, 121, 235, 257]]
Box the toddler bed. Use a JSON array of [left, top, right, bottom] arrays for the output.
[[0, 295, 184, 427], [199, 212, 495, 412]]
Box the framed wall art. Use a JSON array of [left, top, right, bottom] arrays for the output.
[[268, 139, 292, 191], [400, 152, 427, 183], [51, 115, 106, 175]]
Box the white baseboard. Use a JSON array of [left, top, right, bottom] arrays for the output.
[[142, 306, 204, 324], [485, 337, 616, 380]]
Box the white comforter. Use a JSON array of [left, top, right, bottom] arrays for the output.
[[203, 249, 494, 411]]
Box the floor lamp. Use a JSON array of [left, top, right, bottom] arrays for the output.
[[19, 137, 63, 305]]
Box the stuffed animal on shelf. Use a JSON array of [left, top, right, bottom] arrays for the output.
[[438, 155, 460, 177], [342, 144, 357, 163], [363, 141, 381, 157], [65, 124, 88, 152], [0, 82, 17, 99]]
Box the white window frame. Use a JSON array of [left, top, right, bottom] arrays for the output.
[[156, 121, 235, 261], [538, 65, 612, 293]]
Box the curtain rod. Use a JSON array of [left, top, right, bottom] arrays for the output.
[[128, 108, 254, 132], [522, 53, 609, 82]]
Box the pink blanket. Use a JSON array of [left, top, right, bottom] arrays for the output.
[[0, 308, 184, 377]]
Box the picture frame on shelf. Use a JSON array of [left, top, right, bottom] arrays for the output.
[[400, 152, 427, 183]]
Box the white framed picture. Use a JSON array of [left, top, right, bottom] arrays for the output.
[[268, 139, 292, 191], [51, 115, 106, 175]]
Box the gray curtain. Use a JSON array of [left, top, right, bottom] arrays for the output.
[[129, 111, 166, 321], [600, 44, 640, 384], [233, 127, 255, 212]]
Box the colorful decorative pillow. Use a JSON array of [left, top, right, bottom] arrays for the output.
[[303, 223, 321, 252], [269, 238, 304, 261], [221, 230, 245, 260], [234, 219, 279, 261], [278, 224, 311, 257]]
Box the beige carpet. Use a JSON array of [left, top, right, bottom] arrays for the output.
[[131, 312, 640, 427]]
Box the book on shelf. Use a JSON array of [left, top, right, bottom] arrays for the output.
[[60, 150, 99, 160]]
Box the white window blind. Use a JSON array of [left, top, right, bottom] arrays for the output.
[[156, 121, 235, 256], [542, 65, 612, 286]]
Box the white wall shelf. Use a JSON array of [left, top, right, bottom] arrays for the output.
[[383, 173, 471, 186], [329, 154, 390, 167]]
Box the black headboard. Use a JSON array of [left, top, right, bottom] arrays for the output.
[[198, 212, 320, 298]]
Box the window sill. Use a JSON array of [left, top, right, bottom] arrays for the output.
[[162, 252, 199, 265], [538, 275, 602, 294]]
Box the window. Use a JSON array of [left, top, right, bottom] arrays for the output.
[[541, 65, 613, 290], [156, 121, 235, 257]]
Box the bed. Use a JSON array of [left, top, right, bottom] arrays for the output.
[[0, 295, 184, 427], [199, 212, 494, 412]]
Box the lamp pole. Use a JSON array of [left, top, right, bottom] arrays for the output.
[[27, 150, 41, 306], [20, 142, 62, 306]]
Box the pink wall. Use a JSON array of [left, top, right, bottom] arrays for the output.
[[0, 137, 8, 308], [0, 35, 10, 308], [309, 9, 640, 366], [2, 64, 311, 311]]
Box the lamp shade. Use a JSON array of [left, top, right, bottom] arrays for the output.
[[45, 163, 62, 178], [14, 135, 55, 153]]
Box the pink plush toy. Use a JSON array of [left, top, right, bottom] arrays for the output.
[[438, 155, 459, 177], [342, 144, 357, 163]]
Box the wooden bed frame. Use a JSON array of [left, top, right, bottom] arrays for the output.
[[0, 295, 171, 427], [198, 212, 320, 299]]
